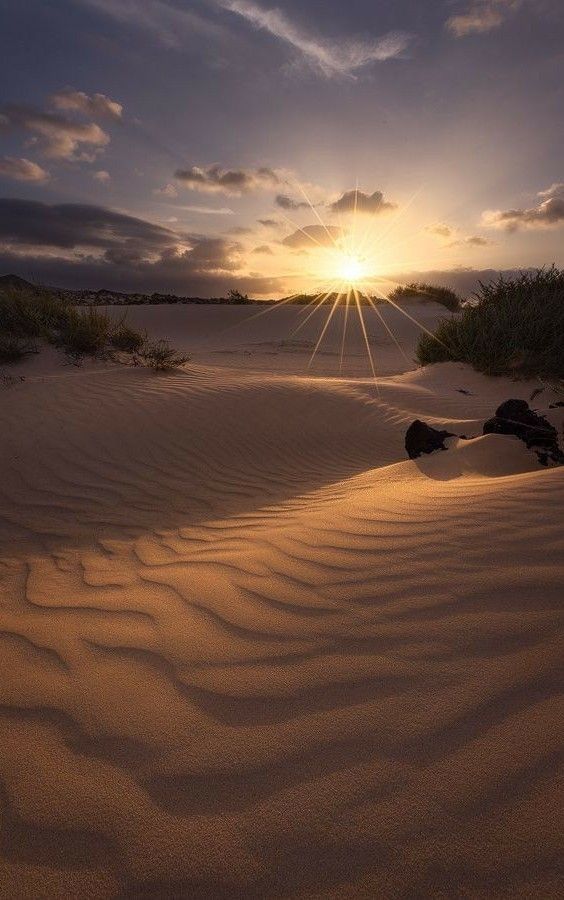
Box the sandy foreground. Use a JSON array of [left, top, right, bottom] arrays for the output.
[[1, 303, 563, 898]]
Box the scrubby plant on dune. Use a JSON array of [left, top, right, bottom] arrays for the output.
[[56, 306, 114, 360], [109, 323, 146, 354], [0, 287, 70, 339], [0, 334, 37, 363], [0, 286, 184, 370], [140, 339, 189, 372], [417, 267, 564, 379], [389, 282, 461, 312]]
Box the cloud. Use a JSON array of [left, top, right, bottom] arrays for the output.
[[175, 164, 283, 196], [154, 183, 179, 198], [275, 194, 311, 211], [252, 244, 273, 254], [0, 156, 49, 182], [282, 224, 342, 249], [93, 169, 111, 183], [426, 222, 454, 239], [328, 189, 397, 216], [75, 0, 223, 48], [446, 0, 521, 37], [0, 197, 284, 295], [448, 235, 491, 247], [219, 0, 411, 78], [0, 198, 178, 256], [179, 205, 235, 215], [2, 104, 110, 161], [258, 218, 279, 227], [50, 89, 123, 120], [0, 197, 283, 295], [482, 183, 564, 230]]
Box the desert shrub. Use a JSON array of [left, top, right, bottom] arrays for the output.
[[140, 339, 189, 372], [417, 267, 564, 379], [227, 289, 252, 304], [1, 287, 187, 368], [56, 307, 113, 359], [389, 283, 461, 312], [109, 324, 146, 354], [0, 289, 71, 339], [0, 334, 37, 363]]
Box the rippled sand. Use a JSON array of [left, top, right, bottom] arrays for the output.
[[1, 304, 563, 898]]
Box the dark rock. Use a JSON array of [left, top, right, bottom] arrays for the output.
[[483, 398, 563, 465], [405, 420, 455, 460]]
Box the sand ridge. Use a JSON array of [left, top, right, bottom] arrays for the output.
[[1, 316, 563, 897]]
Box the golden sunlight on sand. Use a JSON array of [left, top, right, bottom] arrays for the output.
[[0, 303, 563, 898]]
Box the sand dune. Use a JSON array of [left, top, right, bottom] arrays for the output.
[[0, 305, 563, 898]]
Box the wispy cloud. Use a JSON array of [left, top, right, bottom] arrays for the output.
[[178, 205, 235, 215], [75, 0, 224, 48], [219, 0, 411, 77], [446, 0, 521, 37]]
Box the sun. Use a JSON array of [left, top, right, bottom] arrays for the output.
[[336, 253, 366, 285]]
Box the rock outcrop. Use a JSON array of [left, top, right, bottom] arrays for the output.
[[405, 420, 455, 459], [483, 399, 563, 466]]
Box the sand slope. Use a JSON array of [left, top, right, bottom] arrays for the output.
[[1, 322, 563, 898]]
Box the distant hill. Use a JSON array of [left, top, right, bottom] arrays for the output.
[[0, 275, 269, 305], [0, 274, 38, 293]]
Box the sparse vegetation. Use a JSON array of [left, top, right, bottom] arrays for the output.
[[389, 283, 461, 312], [0, 334, 37, 363], [417, 267, 564, 379], [0, 284, 186, 371], [56, 306, 113, 360], [140, 339, 189, 372], [109, 324, 146, 354], [227, 289, 252, 304]]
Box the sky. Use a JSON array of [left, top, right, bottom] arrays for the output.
[[0, 0, 563, 297]]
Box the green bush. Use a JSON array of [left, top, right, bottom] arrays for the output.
[[110, 325, 146, 354], [141, 339, 189, 372], [389, 282, 460, 312], [417, 267, 564, 379]]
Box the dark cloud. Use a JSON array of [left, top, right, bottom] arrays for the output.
[[275, 194, 310, 211], [258, 218, 280, 227], [0, 198, 176, 253], [50, 88, 123, 120], [0, 156, 49, 182], [175, 164, 283, 196], [252, 244, 273, 254], [1, 104, 109, 161], [328, 189, 397, 215], [483, 183, 564, 231], [282, 224, 342, 249], [0, 197, 281, 295]]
